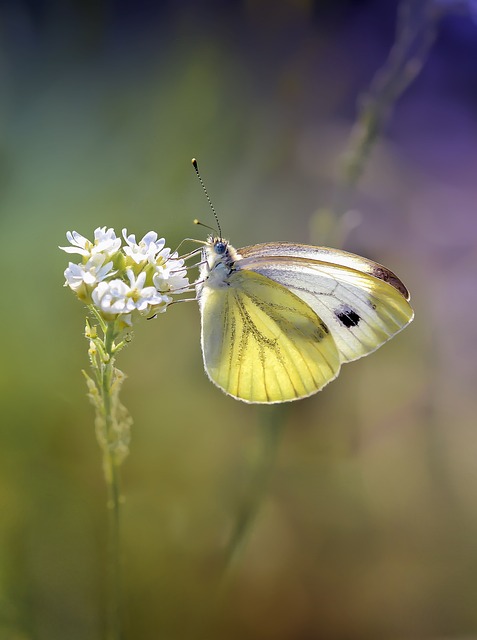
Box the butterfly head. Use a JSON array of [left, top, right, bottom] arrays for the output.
[[197, 235, 241, 289], [212, 238, 227, 256], [206, 235, 240, 267]]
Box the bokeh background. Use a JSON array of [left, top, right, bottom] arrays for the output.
[[1, 0, 477, 638]]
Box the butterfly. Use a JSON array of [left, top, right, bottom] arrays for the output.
[[195, 235, 414, 404], [189, 159, 414, 404]]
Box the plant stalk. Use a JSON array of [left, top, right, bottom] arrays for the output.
[[102, 322, 123, 640]]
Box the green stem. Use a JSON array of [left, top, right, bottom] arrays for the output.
[[105, 455, 122, 640], [102, 322, 122, 640], [90, 304, 108, 334], [220, 405, 288, 589]]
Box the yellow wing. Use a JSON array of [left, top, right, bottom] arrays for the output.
[[199, 269, 341, 403]]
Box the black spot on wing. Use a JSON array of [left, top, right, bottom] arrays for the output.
[[335, 305, 361, 328]]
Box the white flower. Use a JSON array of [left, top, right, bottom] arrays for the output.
[[122, 229, 166, 264], [64, 254, 114, 295], [153, 251, 190, 294], [60, 227, 121, 258], [60, 226, 190, 319], [153, 264, 189, 293], [92, 269, 170, 316]]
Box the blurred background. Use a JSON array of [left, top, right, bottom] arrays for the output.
[[1, 0, 477, 638]]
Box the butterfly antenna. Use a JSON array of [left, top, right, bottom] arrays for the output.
[[194, 218, 216, 234], [192, 158, 222, 239]]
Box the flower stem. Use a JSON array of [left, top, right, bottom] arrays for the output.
[[105, 453, 122, 640], [83, 314, 131, 638], [101, 322, 123, 640]]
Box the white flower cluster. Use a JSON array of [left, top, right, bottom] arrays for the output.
[[60, 227, 190, 323]]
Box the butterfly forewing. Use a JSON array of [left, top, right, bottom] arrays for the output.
[[237, 247, 414, 364], [199, 269, 341, 403], [239, 242, 411, 299]]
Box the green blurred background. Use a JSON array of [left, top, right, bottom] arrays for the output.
[[1, 0, 477, 638]]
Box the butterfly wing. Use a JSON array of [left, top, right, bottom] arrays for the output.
[[199, 269, 341, 403], [237, 243, 414, 363], [239, 242, 411, 299]]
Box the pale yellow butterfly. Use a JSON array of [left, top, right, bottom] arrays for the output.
[[192, 161, 414, 404]]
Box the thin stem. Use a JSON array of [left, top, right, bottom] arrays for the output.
[[105, 455, 122, 640], [220, 405, 288, 589], [331, 0, 439, 224], [89, 304, 108, 334], [101, 322, 123, 640]]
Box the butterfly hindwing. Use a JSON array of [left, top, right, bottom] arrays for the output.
[[199, 269, 341, 403]]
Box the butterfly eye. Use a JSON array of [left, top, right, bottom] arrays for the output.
[[215, 241, 227, 255]]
